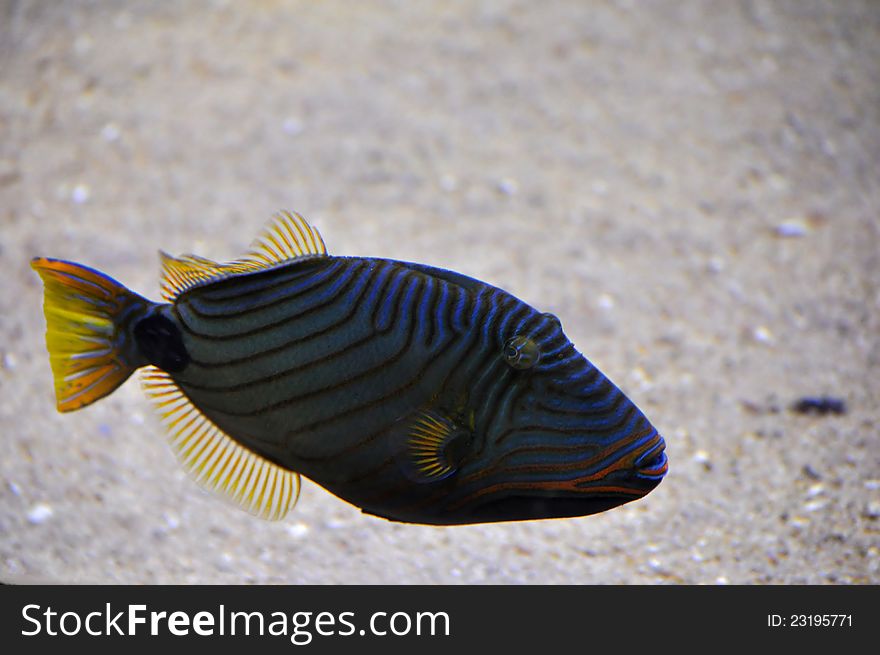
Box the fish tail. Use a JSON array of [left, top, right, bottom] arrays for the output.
[[31, 257, 148, 413]]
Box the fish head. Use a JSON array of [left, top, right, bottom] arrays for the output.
[[421, 313, 667, 524]]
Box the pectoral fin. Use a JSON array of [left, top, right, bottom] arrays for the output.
[[397, 409, 474, 484]]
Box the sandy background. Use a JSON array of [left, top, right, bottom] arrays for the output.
[[1, 0, 878, 584]]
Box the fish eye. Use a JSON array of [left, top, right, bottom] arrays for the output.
[[503, 335, 540, 370]]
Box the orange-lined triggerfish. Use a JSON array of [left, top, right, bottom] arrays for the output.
[[31, 212, 667, 525]]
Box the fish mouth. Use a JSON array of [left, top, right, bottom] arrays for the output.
[[633, 437, 668, 480]]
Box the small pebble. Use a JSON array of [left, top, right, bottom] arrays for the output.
[[27, 503, 54, 524], [596, 293, 615, 310], [8, 481, 21, 496], [496, 178, 518, 196], [864, 480, 880, 491], [751, 326, 774, 344], [693, 450, 712, 471], [286, 522, 310, 538], [805, 483, 824, 498], [281, 117, 304, 136], [101, 122, 121, 142], [803, 499, 827, 512], [790, 396, 847, 416], [216, 552, 235, 571], [774, 220, 809, 238], [71, 183, 91, 204], [1, 352, 16, 370], [788, 515, 810, 528], [802, 465, 822, 481], [740, 397, 780, 415], [865, 502, 880, 519]]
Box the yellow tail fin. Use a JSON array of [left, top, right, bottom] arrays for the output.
[[31, 258, 144, 412]]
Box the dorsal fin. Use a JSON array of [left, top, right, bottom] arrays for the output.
[[159, 211, 328, 301], [141, 367, 301, 520], [241, 210, 328, 266], [159, 253, 226, 301]]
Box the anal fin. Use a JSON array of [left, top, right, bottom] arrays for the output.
[[141, 367, 300, 520]]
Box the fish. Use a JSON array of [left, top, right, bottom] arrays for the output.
[[31, 211, 667, 525]]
